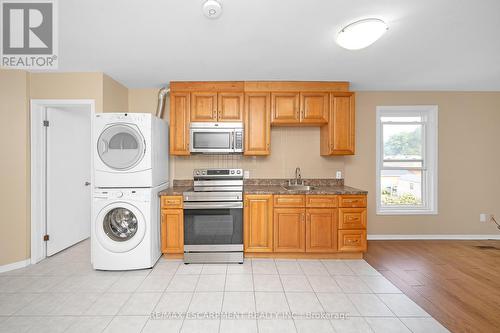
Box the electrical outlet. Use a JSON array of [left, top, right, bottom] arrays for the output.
[[336, 171, 342, 179], [243, 170, 250, 179], [480, 213, 491, 223]]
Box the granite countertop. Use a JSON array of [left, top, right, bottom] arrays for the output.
[[243, 184, 367, 195], [159, 182, 367, 196]]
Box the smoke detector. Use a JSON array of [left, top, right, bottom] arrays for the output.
[[202, 0, 222, 19]]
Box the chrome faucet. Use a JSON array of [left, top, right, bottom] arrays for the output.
[[289, 167, 303, 186]]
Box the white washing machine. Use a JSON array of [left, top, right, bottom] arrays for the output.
[[91, 184, 166, 270], [94, 113, 169, 188]]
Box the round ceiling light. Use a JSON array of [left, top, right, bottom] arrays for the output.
[[203, 0, 222, 19], [336, 18, 388, 50]]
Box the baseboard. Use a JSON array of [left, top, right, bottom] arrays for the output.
[[0, 259, 30, 273], [368, 234, 500, 240]]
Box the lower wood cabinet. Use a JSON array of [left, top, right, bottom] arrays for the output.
[[244, 194, 273, 252], [338, 229, 367, 252], [306, 208, 337, 252], [274, 208, 305, 252], [160, 208, 184, 254]]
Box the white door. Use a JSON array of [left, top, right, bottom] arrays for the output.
[[46, 105, 92, 256]]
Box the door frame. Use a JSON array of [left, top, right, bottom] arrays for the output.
[[30, 99, 95, 264]]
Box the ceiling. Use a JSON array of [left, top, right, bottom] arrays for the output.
[[58, 0, 500, 90]]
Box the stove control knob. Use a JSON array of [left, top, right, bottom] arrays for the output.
[[236, 170, 241, 174], [230, 170, 235, 174], [114, 192, 123, 198], [195, 171, 200, 175], [202, 171, 207, 175]]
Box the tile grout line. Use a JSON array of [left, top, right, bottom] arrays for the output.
[[178, 266, 202, 333], [278, 259, 299, 333], [217, 265, 228, 333]]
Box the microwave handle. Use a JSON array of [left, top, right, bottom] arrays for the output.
[[231, 131, 235, 150]]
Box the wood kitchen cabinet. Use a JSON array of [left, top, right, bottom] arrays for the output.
[[218, 92, 244, 121], [244, 92, 271, 155], [306, 208, 337, 252], [271, 92, 300, 124], [190, 92, 244, 122], [244, 194, 274, 252], [271, 92, 328, 125], [320, 92, 355, 155], [190, 92, 218, 121], [160, 196, 184, 254], [169, 92, 190, 155], [274, 208, 306, 252], [337, 194, 367, 252]]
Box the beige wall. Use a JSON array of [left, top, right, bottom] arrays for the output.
[[30, 72, 105, 112], [346, 92, 500, 236], [128, 88, 159, 114], [0, 70, 30, 266], [103, 74, 129, 112]]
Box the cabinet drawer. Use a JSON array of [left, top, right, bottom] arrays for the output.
[[339, 195, 367, 208], [339, 208, 366, 229], [273, 195, 306, 207], [161, 196, 183, 209], [306, 195, 338, 208], [338, 230, 367, 252]]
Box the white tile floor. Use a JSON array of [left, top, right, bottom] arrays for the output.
[[0, 240, 451, 333]]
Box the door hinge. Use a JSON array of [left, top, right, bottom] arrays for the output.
[[43, 120, 49, 127], [43, 234, 49, 241]]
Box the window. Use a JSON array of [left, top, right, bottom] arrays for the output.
[[376, 106, 438, 215]]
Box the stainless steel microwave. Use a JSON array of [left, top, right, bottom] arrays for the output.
[[189, 122, 244, 154]]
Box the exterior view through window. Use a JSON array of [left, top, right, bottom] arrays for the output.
[[376, 106, 438, 214]]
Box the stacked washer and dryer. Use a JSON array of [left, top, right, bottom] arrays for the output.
[[92, 113, 169, 270]]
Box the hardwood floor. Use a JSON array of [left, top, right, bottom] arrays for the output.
[[365, 240, 500, 333]]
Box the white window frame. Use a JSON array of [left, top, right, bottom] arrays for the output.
[[376, 105, 438, 215]]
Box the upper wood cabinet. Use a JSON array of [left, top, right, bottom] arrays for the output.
[[271, 92, 328, 125], [169, 92, 190, 155], [244, 93, 271, 155], [320, 93, 355, 155], [271, 92, 300, 124], [300, 92, 329, 124], [274, 208, 306, 252], [306, 208, 337, 252], [191, 92, 244, 122], [244, 194, 273, 252], [191, 92, 218, 122], [218, 92, 244, 121]]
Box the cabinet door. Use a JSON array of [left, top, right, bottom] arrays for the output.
[[300, 92, 328, 124], [271, 92, 300, 124], [190, 92, 218, 122], [160, 209, 184, 254], [306, 208, 337, 252], [169, 92, 190, 155], [244, 93, 271, 155], [274, 208, 305, 252], [331, 93, 355, 154], [218, 92, 244, 121], [244, 195, 273, 252]]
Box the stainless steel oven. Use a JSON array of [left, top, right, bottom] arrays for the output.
[[183, 168, 244, 263], [189, 122, 244, 154]]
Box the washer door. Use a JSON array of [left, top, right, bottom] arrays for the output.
[[96, 202, 146, 253], [97, 124, 145, 171]]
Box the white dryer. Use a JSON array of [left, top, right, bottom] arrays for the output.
[[91, 184, 166, 270], [94, 113, 168, 188]]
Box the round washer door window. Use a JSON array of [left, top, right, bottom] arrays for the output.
[[103, 207, 138, 242], [95, 203, 146, 253], [97, 124, 145, 170]]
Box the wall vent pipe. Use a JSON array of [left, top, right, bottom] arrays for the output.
[[155, 86, 170, 118]]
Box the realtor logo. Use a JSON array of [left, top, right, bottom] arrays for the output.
[[1, 0, 58, 69]]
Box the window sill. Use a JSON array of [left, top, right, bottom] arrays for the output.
[[376, 208, 438, 216]]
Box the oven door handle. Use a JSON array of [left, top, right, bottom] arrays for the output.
[[183, 202, 243, 209]]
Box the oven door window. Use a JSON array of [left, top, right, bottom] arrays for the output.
[[192, 132, 231, 149], [184, 208, 243, 245]]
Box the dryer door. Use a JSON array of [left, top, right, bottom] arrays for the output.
[[95, 202, 146, 253], [97, 124, 146, 171]]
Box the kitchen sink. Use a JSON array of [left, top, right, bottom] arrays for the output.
[[282, 185, 316, 191]]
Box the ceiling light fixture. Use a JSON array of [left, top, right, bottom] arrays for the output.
[[202, 0, 222, 19], [336, 18, 388, 50]]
